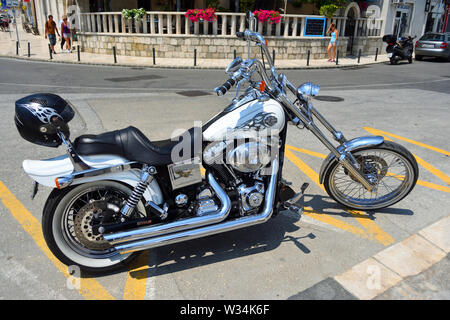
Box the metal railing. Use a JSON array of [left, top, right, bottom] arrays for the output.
[[78, 11, 382, 38]]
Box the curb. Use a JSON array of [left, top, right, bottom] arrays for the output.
[[0, 54, 387, 70], [290, 215, 450, 300]]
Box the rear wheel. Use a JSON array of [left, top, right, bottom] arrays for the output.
[[415, 55, 423, 61], [324, 141, 418, 210], [42, 181, 146, 273]]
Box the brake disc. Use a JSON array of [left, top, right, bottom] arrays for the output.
[[347, 155, 388, 183], [74, 201, 112, 251]]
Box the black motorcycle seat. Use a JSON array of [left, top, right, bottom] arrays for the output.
[[74, 126, 202, 166]]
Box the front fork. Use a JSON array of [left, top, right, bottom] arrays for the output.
[[278, 93, 377, 192]]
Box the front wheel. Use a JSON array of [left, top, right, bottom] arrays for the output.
[[323, 141, 418, 210]]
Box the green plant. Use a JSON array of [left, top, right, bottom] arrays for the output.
[[121, 8, 146, 21], [319, 4, 339, 18]]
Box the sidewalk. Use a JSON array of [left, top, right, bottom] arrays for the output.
[[0, 20, 389, 70], [289, 215, 450, 300]]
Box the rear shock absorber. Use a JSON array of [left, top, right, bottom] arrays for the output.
[[120, 165, 156, 220]]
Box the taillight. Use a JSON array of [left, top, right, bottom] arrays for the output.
[[388, 42, 394, 46], [415, 41, 419, 48], [440, 42, 447, 49]]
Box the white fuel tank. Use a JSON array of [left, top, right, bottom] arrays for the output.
[[203, 98, 285, 142]]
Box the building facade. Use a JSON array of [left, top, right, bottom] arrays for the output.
[[382, 0, 447, 39]]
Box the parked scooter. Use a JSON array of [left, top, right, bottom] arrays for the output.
[[0, 16, 9, 32], [382, 34, 416, 65]]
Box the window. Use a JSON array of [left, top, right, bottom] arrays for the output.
[[420, 33, 445, 41]]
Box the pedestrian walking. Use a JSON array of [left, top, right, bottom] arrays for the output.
[[44, 15, 60, 55], [60, 15, 71, 52], [58, 16, 65, 50], [326, 23, 338, 62]]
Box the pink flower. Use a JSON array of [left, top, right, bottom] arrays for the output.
[[253, 9, 282, 24], [185, 7, 216, 23]]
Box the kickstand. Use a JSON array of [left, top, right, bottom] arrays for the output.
[[282, 182, 309, 215]]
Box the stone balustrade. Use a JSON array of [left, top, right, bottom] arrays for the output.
[[79, 11, 382, 38], [77, 11, 383, 60]]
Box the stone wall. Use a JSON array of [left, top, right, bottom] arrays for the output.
[[352, 36, 384, 56], [78, 33, 381, 60]]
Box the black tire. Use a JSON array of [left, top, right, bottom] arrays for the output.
[[415, 55, 423, 61], [42, 181, 142, 274], [323, 141, 419, 211], [390, 57, 398, 65]]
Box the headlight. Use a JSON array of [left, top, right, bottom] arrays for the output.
[[297, 82, 320, 98]]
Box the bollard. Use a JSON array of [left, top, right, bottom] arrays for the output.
[[113, 46, 117, 64], [194, 48, 197, 66], [336, 50, 339, 65], [375, 48, 378, 61], [233, 49, 236, 59], [152, 47, 156, 65], [16, 41, 19, 55], [272, 49, 275, 65], [27, 42, 30, 58], [307, 50, 310, 66], [358, 49, 361, 63], [48, 44, 53, 59], [77, 45, 80, 62]]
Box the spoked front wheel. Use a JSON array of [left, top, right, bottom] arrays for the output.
[[324, 141, 418, 210]]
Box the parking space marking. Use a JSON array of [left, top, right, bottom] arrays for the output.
[[285, 148, 394, 246], [363, 127, 450, 157], [0, 181, 115, 300], [285, 145, 327, 159], [303, 207, 370, 240], [364, 127, 450, 185], [387, 172, 450, 193], [123, 251, 150, 300]]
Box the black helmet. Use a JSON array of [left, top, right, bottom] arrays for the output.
[[14, 93, 75, 147]]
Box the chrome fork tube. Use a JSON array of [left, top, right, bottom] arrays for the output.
[[277, 93, 374, 192]]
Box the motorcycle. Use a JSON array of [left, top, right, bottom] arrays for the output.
[[0, 16, 9, 32], [15, 13, 419, 273], [382, 34, 416, 65]]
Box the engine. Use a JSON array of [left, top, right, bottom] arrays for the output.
[[203, 139, 275, 216]]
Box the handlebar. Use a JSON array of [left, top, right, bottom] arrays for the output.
[[214, 77, 237, 96]]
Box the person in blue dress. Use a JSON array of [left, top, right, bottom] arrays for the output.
[[326, 23, 338, 62]]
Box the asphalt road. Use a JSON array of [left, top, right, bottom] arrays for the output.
[[0, 57, 449, 300]]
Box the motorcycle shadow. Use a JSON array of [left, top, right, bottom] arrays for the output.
[[125, 210, 315, 279], [304, 193, 414, 219]]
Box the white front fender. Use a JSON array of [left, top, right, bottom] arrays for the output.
[[22, 154, 163, 204]]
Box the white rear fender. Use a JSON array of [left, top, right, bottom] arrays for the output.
[[22, 154, 163, 204]]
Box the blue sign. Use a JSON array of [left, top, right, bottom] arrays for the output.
[[304, 17, 326, 37]]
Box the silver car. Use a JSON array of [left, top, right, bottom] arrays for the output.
[[415, 32, 450, 61]]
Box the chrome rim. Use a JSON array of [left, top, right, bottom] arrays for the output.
[[328, 149, 415, 210], [60, 186, 134, 259]]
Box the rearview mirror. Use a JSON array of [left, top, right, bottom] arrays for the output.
[[225, 56, 243, 74]]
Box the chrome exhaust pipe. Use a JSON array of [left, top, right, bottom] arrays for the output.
[[114, 158, 279, 254], [104, 172, 231, 245]]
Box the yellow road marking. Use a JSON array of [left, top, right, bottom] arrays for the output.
[[363, 127, 450, 157], [285, 149, 394, 246], [285, 149, 323, 190], [285, 144, 327, 159], [0, 181, 115, 300], [303, 207, 369, 240], [123, 251, 150, 300], [387, 172, 450, 193], [364, 127, 450, 185]]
